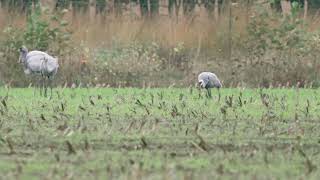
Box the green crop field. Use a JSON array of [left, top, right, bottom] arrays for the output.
[[0, 87, 320, 179]]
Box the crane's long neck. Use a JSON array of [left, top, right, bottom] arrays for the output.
[[20, 52, 28, 70], [22, 52, 27, 58]]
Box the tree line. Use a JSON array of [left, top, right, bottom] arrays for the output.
[[0, 0, 320, 18]]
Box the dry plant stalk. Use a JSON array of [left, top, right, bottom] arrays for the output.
[[6, 138, 15, 154], [65, 140, 76, 155]]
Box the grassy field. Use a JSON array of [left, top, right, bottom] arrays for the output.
[[0, 87, 320, 179]]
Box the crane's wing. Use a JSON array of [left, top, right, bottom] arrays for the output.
[[25, 55, 44, 74], [26, 51, 59, 74], [26, 51, 47, 59], [208, 73, 222, 88], [44, 55, 59, 73]]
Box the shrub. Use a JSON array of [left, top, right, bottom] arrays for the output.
[[93, 42, 167, 87], [240, 4, 320, 87]]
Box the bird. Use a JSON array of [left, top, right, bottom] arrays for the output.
[[18, 46, 59, 98], [198, 72, 222, 98]]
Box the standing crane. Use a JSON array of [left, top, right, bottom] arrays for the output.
[[19, 46, 59, 98], [198, 72, 222, 98]]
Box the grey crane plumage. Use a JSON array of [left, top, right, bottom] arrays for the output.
[[19, 46, 59, 97], [198, 72, 222, 98]]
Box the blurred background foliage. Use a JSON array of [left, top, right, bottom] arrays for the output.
[[0, 0, 320, 88]]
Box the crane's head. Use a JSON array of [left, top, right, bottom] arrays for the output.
[[198, 80, 206, 88], [19, 46, 28, 53]]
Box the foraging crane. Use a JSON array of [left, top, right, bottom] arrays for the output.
[[19, 46, 59, 97], [198, 72, 222, 98]]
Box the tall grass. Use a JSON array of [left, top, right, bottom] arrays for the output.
[[0, 3, 249, 51]]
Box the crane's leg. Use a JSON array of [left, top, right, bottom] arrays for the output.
[[40, 76, 44, 97], [33, 75, 39, 96], [207, 88, 212, 98], [48, 76, 53, 99], [40, 76, 44, 96], [44, 77, 48, 98], [41, 75, 47, 97], [217, 88, 221, 102]]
